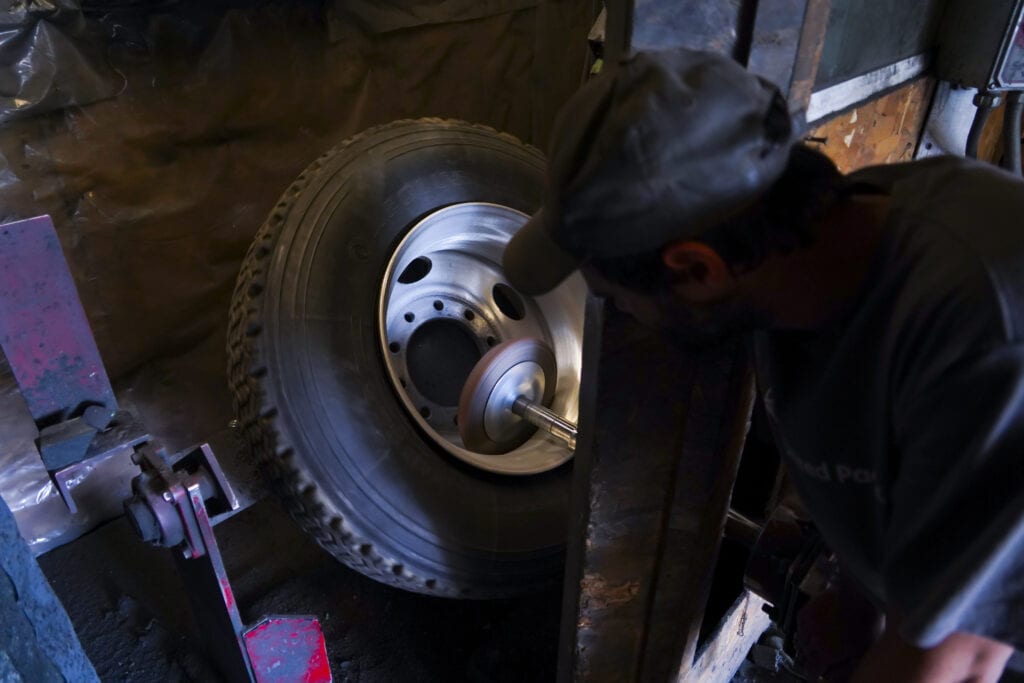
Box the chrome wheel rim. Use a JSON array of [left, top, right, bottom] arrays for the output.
[[378, 202, 584, 475]]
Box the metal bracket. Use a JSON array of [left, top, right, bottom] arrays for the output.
[[49, 411, 150, 514], [125, 443, 331, 683], [0, 215, 125, 514]]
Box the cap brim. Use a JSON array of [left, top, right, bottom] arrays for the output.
[[502, 209, 582, 296]]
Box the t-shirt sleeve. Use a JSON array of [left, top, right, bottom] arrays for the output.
[[887, 341, 1024, 650]]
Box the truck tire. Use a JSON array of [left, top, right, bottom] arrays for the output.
[[227, 119, 584, 598]]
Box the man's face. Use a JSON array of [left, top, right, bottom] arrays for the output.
[[580, 264, 769, 347]]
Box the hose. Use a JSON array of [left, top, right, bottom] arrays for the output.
[[1002, 91, 1024, 175], [966, 103, 994, 159]]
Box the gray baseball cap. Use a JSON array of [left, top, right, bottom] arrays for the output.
[[503, 48, 796, 295]]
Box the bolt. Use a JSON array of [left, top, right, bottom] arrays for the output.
[[124, 498, 161, 544], [974, 91, 1003, 108]]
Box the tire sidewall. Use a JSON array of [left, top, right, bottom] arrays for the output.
[[259, 121, 571, 593]]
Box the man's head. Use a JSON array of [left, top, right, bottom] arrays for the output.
[[502, 49, 843, 342]]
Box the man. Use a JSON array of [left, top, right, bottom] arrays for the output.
[[502, 48, 1024, 682]]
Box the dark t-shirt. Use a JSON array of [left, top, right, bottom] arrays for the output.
[[754, 156, 1024, 652]]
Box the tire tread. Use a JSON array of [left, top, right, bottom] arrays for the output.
[[227, 119, 544, 597]]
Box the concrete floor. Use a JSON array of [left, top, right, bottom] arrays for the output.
[[38, 497, 562, 682]]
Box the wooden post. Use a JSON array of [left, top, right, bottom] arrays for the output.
[[558, 299, 759, 681], [747, 0, 831, 113]]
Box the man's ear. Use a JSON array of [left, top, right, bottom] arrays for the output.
[[661, 241, 734, 303]]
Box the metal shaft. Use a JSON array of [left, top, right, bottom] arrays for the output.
[[512, 396, 578, 451], [509, 395, 765, 546]]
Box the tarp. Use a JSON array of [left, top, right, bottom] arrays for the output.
[[0, 0, 594, 551]]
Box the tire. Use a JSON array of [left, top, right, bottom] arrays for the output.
[[227, 119, 576, 598]]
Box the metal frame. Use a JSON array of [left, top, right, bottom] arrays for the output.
[[748, 0, 832, 112], [915, 81, 981, 158], [0, 215, 117, 426], [806, 53, 931, 123], [127, 443, 332, 683]]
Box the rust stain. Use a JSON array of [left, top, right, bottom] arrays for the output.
[[579, 574, 641, 610]]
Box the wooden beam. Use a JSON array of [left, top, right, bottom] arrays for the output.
[[747, 0, 831, 113], [679, 592, 772, 683], [557, 298, 756, 681]]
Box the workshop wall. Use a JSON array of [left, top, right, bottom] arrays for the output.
[[806, 77, 1015, 170], [0, 0, 595, 382], [806, 79, 935, 171], [0, 0, 596, 552]]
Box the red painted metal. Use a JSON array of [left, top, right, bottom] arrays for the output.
[[0, 215, 116, 424], [244, 616, 332, 683], [129, 444, 331, 682]]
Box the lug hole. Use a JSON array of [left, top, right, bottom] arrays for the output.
[[420, 406, 432, 418], [493, 283, 525, 320], [389, 342, 401, 353], [404, 312, 415, 323], [398, 257, 432, 284], [433, 300, 444, 311], [486, 336, 497, 347], [463, 310, 475, 321]]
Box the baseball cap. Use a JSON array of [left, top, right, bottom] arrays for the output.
[[503, 48, 796, 296]]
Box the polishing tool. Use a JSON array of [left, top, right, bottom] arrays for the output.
[[458, 338, 578, 454], [457, 339, 768, 555]]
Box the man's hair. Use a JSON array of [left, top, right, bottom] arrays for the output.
[[591, 144, 845, 291]]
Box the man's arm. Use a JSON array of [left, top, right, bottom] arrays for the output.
[[883, 340, 1024, 665], [852, 613, 1013, 683]]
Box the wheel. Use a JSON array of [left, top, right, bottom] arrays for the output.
[[227, 119, 585, 598]]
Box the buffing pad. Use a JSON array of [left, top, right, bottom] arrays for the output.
[[458, 338, 556, 454]]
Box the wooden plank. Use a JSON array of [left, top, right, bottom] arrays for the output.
[[679, 592, 772, 683], [558, 298, 756, 682], [789, 0, 831, 112], [805, 78, 935, 171], [747, 0, 831, 113], [647, 356, 756, 679]]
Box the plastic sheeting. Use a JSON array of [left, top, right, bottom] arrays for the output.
[[0, 0, 595, 551], [0, 0, 123, 123]]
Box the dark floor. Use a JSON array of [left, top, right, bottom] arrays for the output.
[[38, 497, 563, 682]]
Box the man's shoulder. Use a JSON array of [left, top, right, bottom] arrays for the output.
[[849, 155, 1021, 195], [877, 157, 1024, 345]]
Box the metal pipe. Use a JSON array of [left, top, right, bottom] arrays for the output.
[[1003, 91, 1024, 175], [512, 396, 578, 451], [966, 106, 992, 158]]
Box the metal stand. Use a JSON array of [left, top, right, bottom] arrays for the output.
[[125, 443, 332, 683]]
